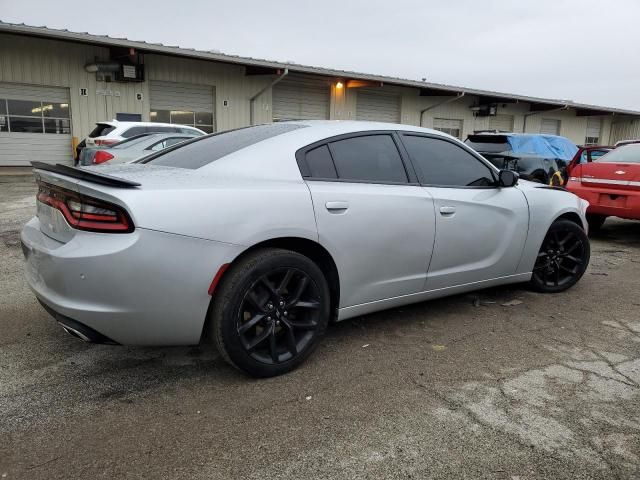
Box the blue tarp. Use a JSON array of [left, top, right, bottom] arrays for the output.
[[506, 135, 578, 161]]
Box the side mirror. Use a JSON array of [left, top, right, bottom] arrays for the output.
[[498, 169, 519, 187]]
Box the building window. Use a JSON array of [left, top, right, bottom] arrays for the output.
[[433, 118, 463, 139], [150, 109, 214, 134], [0, 99, 70, 134]]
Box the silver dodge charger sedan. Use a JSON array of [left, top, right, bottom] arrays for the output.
[[22, 121, 591, 377]]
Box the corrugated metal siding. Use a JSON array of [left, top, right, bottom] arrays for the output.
[[272, 74, 330, 121], [0, 33, 145, 152], [610, 120, 640, 144], [355, 90, 401, 122], [146, 54, 273, 130]]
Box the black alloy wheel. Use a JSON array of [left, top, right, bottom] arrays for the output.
[[238, 268, 321, 365], [530, 219, 590, 293], [211, 248, 330, 377]]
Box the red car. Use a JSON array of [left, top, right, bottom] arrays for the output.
[[566, 144, 640, 231], [564, 145, 613, 184]]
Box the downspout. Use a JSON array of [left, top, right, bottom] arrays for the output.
[[522, 104, 569, 133], [249, 68, 288, 125], [419, 92, 465, 127]]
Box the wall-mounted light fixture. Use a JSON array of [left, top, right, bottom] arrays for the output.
[[335, 81, 344, 89]]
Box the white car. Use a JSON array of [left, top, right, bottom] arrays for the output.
[[23, 121, 591, 377], [84, 121, 206, 148]]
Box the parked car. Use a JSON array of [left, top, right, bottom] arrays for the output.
[[23, 121, 590, 377], [465, 132, 578, 185], [563, 145, 613, 184], [566, 143, 640, 231], [78, 132, 200, 166], [77, 121, 205, 158]]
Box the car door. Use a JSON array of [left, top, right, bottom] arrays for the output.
[[399, 133, 529, 291], [298, 132, 436, 308]]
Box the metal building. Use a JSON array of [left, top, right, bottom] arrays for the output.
[[1, 21, 640, 167]]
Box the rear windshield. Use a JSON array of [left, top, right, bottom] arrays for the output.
[[465, 135, 511, 153], [595, 145, 640, 164], [143, 123, 306, 169], [89, 123, 116, 138]]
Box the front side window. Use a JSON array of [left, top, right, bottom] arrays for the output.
[[402, 135, 495, 187], [327, 135, 408, 183]]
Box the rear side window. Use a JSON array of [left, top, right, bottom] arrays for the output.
[[328, 135, 407, 183], [89, 124, 115, 138], [403, 135, 495, 187], [143, 123, 306, 169], [306, 145, 337, 178]]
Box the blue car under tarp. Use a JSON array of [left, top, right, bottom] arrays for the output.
[[505, 135, 578, 162]]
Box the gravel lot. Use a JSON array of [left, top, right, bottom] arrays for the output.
[[1, 177, 639, 480]]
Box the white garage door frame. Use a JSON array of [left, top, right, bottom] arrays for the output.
[[0, 82, 72, 166], [149, 80, 216, 133], [355, 89, 401, 123], [272, 75, 330, 121]]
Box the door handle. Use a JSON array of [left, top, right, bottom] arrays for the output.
[[439, 206, 456, 216], [325, 201, 349, 213]]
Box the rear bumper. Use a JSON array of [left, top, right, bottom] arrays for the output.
[[22, 217, 244, 346], [38, 298, 119, 344], [566, 182, 640, 219]]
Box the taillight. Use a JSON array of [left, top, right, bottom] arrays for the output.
[[93, 150, 115, 164], [37, 182, 134, 233], [95, 139, 118, 146]]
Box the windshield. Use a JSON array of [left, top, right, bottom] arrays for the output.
[[143, 123, 306, 169], [595, 145, 640, 164]]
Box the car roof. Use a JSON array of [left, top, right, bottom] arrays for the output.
[[272, 120, 452, 139], [95, 120, 203, 130]]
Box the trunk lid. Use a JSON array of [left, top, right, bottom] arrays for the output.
[[578, 162, 640, 190]]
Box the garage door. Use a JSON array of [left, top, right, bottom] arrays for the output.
[[489, 114, 514, 132], [585, 117, 602, 144], [540, 118, 561, 135], [272, 75, 330, 121], [433, 118, 463, 139], [150, 81, 215, 133], [0, 83, 72, 166], [355, 90, 401, 123]]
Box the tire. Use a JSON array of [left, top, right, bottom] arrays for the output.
[[586, 214, 606, 233], [529, 219, 590, 293], [211, 248, 330, 377]]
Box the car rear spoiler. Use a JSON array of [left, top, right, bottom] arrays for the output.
[[31, 162, 141, 188]]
